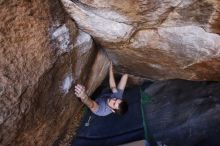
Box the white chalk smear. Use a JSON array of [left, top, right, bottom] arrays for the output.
[[52, 24, 73, 54], [62, 74, 74, 94], [0, 85, 5, 96]]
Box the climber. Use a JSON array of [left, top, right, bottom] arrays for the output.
[[74, 62, 128, 116]]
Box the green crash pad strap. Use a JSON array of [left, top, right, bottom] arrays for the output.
[[140, 89, 157, 146]]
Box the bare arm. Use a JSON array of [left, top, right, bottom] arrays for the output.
[[75, 84, 98, 113], [117, 74, 128, 91], [81, 95, 98, 113], [109, 62, 118, 93]]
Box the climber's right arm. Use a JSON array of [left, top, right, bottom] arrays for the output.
[[109, 62, 118, 93], [74, 84, 98, 112]]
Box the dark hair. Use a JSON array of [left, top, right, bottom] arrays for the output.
[[114, 100, 128, 115]]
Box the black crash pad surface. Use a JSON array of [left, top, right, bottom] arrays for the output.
[[71, 84, 152, 146]]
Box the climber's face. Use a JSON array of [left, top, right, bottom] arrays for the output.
[[107, 98, 122, 111]]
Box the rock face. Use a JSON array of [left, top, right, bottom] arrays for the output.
[[61, 0, 220, 80], [0, 0, 109, 145]]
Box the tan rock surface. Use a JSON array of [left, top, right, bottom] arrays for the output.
[[86, 49, 110, 95], [0, 0, 109, 145], [61, 0, 220, 80]]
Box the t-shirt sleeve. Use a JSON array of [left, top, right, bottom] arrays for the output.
[[93, 98, 112, 116], [111, 89, 124, 99]]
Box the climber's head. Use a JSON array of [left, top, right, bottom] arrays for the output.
[[107, 98, 128, 115]]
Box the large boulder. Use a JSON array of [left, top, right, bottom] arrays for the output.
[[0, 0, 109, 145], [61, 0, 220, 80]]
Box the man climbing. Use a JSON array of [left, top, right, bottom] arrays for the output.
[[74, 62, 128, 116]]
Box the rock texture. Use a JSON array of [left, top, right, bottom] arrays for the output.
[[61, 0, 220, 80], [0, 0, 110, 146]]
